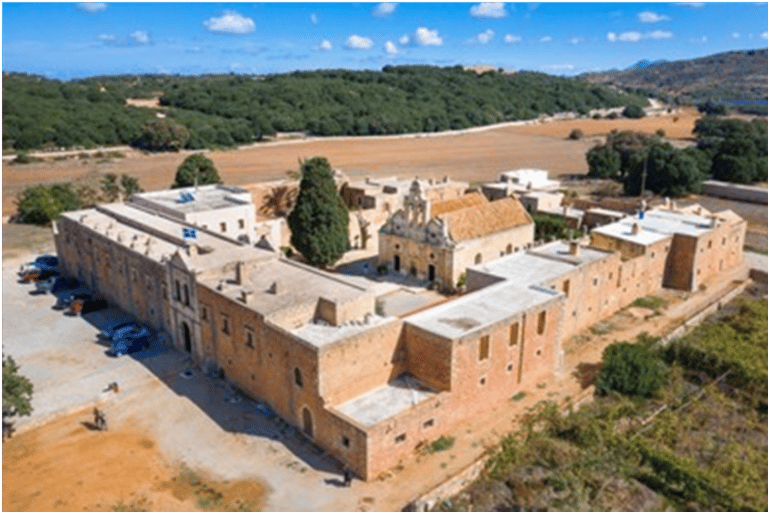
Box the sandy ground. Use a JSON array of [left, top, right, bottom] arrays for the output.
[[1, 108, 701, 218]]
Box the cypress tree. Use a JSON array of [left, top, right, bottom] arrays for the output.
[[287, 157, 349, 267]]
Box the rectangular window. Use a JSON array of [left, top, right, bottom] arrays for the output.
[[220, 222, 227, 233], [221, 314, 230, 335], [342, 436, 350, 448], [238, 219, 245, 229], [537, 311, 546, 335], [509, 322, 519, 346], [200, 305, 208, 322], [395, 433, 406, 443], [175, 280, 181, 301], [478, 335, 490, 361], [245, 327, 255, 348], [423, 419, 434, 429], [562, 280, 570, 296]]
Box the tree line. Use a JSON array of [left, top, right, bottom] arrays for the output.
[[3, 67, 647, 151], [586, 117, 768, 197]]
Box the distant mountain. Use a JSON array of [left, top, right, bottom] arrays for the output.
[[581, 48, 768, 101]]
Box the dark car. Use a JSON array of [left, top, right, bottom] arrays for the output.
[[20, 269, 59, 284], [110, 326, 151, 356], [19, 255, 59, 276], [35, 276, 78, 294], [55, 290, 91, 310]]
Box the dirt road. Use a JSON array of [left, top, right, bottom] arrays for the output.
[[1, 108, 701, 218]]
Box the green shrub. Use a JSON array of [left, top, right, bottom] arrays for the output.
[[596, 342, 666, 397], [377, 263, 388, 275], [425, 435, 455, 454], [631, 296, 667, 310], [568, 128, 584, 140], [622, 105, 646, 119], [16, 183, 82, 225]]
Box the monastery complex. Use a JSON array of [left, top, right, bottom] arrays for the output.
[[53, 174, 746, 479]]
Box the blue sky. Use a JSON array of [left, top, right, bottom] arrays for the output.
[[3, 2, 768, 80]]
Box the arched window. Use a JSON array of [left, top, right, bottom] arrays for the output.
[[294, 367, 303, 387], [183, 284, 190, 306]]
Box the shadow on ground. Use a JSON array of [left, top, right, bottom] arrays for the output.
[[46, 287, 346, 478]]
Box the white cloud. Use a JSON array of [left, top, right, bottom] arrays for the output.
[[469, 2, 507, 18], [504, 33, 522, 44], [399, 34, 410, 45], [542, 64, 574, 71], [203, 11, 255, 35], [384, 41, 399, 55], [732, 32, 741, 39], [761, 32, 768, 39], [607, 30, 672, 42], [318, 40, 333, 51], [647, 30, 673, 39], [76, 3, 106, 13], [638, 10, 671, 23], [97, 33, 119, 45], [477, 29, 494, 44], [689, 35, 708, 43], [130, 31, 150, 45], [345, 35, 374, 50], [569, 37, 584, 45], [539, 35, 552, 43], [373, 3, 398, 18], [310, 13, 318, 25], [414, 27, 443, 46], [676, 2, 705, 7]]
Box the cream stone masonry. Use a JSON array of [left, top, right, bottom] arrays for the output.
[[53, 185, 746, 481]]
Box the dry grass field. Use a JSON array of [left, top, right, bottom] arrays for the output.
[[1, 107, 701, 218]]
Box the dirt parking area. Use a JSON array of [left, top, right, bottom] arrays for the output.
[[1, 109, 701, 218]]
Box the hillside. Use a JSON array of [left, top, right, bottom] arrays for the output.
[[2, 66, 646, 152], [582, 48, 768, 102]]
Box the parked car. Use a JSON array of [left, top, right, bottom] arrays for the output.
[[35, 276, 78, 294], [68, 295, 108, 315], [54, 290, 90, 310], [110, 325, 151, 356], [20, 269, 59, 284], [100, 321, 138, 340], [19, 255, 59, 276]]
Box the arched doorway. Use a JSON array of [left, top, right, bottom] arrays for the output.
[[394, 255, 401, 272], [302, 407, 314, 438], [428, 264, 436, 281], [181, 321, 191, 352]]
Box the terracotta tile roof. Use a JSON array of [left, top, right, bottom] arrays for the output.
[[437, 195, 533, 242], [431, 192, 487, 216]]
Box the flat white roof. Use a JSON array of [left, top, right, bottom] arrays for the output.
[[336, 375, 436, 427], [292, 315, 393, 348], [405, 281, 559, 339], [592, 209, 713, 246], [135, 185, 252, 213]]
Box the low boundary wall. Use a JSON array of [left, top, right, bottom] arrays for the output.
[[702, 180, 768, 206]]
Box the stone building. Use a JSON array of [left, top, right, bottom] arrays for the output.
[[53, 185, 746, 481], [379, 181, 535, 288]]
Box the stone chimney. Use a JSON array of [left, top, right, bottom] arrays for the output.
[[239, 289, 253, 304], [569, 241, 580, 256], [187, 243, 198, 257], [235, 261, 249, 285], [632, 223, 641, 236]]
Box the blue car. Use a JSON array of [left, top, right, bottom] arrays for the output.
[[110, 325, 151, 356], [19, 255, 59, 275]]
